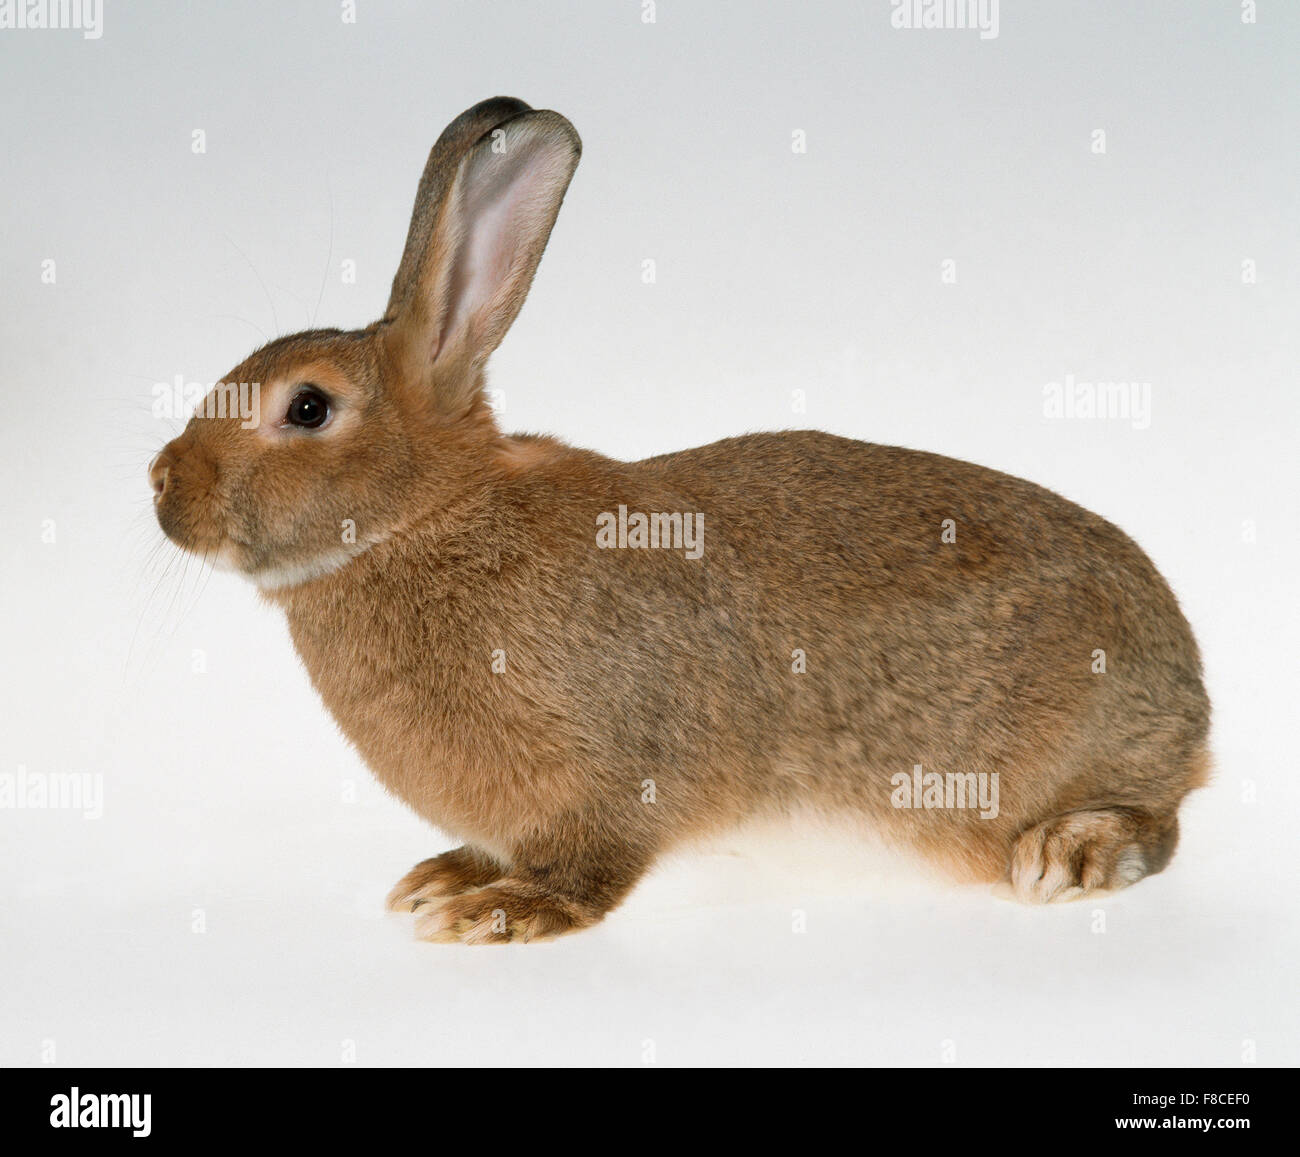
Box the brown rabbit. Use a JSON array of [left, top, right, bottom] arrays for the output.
[[150, 97, 1210, 943]]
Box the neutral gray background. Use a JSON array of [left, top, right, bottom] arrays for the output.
[[1, 0, 1296, 1066]]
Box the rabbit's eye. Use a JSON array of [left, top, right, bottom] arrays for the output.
[[286, 387, 330, 430]]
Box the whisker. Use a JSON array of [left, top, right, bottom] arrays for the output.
[[211, 313, 270, 343], [224, 232, 280, 338], [312, 182, 335, 330]]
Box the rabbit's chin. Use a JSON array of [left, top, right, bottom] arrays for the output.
[[211, 538, 377, 592], [247, 547, 369, 591]]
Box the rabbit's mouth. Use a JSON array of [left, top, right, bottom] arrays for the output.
[[153, 464, 384, 591], [153, 506, 241, 572], [150, 431, 227, 542], [151, 481, 228, 565], [159, 515, 370, 591], [149, 428, 364, 587], [151, 454, 251, 572]]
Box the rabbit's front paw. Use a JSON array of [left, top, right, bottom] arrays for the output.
[[412, 882, 591, 944], [385, 846, 504, 912]]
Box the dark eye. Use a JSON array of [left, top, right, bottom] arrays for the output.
[[286, 387, 330, 429]]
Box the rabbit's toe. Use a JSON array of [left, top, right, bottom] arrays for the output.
[[385, 846, 504, 913], [1009, 809, 1156, 903], [412, 882, 589, 944]]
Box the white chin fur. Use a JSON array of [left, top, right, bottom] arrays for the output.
[[205, 532, 387, 591], [246, 547, 365, 591]]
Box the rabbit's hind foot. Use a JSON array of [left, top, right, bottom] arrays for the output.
[[1007, 807, 1179, 904]]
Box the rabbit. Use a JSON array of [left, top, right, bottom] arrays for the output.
[[149, 96, 1211, 943]]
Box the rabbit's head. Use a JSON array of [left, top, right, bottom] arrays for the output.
[[149, 97, 580, 588]]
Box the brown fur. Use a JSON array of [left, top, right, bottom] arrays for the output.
[[150, 98, 1211, 943]]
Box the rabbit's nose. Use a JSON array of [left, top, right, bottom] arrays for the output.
[[149, 449, 173, 498]]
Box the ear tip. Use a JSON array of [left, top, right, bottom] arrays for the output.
[[509, 108, 583, 159], [463, 95, 533, 124]]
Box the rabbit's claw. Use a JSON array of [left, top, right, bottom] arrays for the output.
[[385, 846, 504, 913], [412, 881, 590, 945], [1008, 808, 1167, 903]]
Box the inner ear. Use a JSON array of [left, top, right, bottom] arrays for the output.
[[388, 110, 580, 414], [438, 131, 572, 357], [385, 96, 532, 325]]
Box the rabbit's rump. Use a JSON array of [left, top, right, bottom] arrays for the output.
[[630, 431, 1211, 895]]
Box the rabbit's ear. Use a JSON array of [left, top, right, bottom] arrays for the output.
[[384, 107, 581, 414], [385, 96, 533, 321]]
